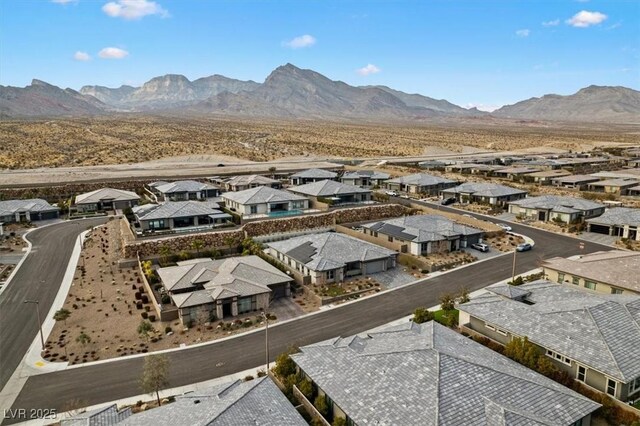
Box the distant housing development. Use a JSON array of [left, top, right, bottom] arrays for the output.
[[440, 182, 527, 206], [267, 232, 397, 285], [0, 199, 60, 223], [543, 250, 640, 296], [75, 188, 141, 213], [385, 173, 457, 195], [508, 195, 605, 223], [586, 207, 640, 240], [157, 255, 293, 325], [291, 321, 600, 426], [459, 281, 640, 401], [363, 215, 483, 254]]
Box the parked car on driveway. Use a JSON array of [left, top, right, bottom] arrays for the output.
[[471, 242, 489, 252], [516, 243, 532, 252], [385, 190, 398, 196], [441, 197, 455, 205], [496, 223, 512, 231]]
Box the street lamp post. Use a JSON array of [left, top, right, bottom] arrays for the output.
[[261, 311, 269, 373], [24, 300, 45, 350], [511, 248, 518, 283]]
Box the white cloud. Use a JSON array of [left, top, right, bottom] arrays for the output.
[[283, 34, 316, 49], [98, 47, 129, 59], [566, 10, 607, 27], [465, 103, 502, 113], [542, 19, 560, 27], [74, 51, 91, 61], [356, 64, 381, 76], [516, 29, 530, 37], [102, 0, 168, 20]]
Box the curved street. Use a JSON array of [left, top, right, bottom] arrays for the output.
[[2, 205, 614, 422]]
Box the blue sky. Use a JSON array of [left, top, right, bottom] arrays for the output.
[[1, 0, 638, 110]]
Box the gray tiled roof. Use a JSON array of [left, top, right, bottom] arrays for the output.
[[61, 404, 132, 426], [153, 180, 217, 194], [223, 174, 279, 186], [341, 170, 390, 180], [0, 199, 59, 216], [459, 281, 640, 382], [586, 207, 640, 226], [120, 377, 306, 426], [157, 255, 291, 306], [132, 201, 229, 221], [588, 178, 640, 188], [75, 188, 140, 205], [543, 250, 640, 293], [221, 186, 307, 205], [365, 215, 483, 243], [508, 195, 604, 212], [494, 167, 539, 174], [288, 180, 371, 197], [292, 321, 599, 426], [551, 175, 600, 184], [386, 173, 456, 186], [290, 168, 338, 179], [267, 232, 396, 272], [441, 182, 527, 198]]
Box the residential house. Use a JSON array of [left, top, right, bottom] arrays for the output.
[[385, 173, 457, 195], [266, 232, 397, 285], [443, 163, 503, 175], [526, 169, 572, 185], [212, 175, 281, 192], [417, 160, 447, 170], [222, 186, 309, 218], [552, 175, 601, 190], [508, 195, 605, 223], [291, 321, 600, 426], [340, 170, 390, 188], [147, 180, 220, 202], [289, 168, 338, 185], [75, 188, 140, 213], [362, 215, 483, 255], [132, 201, 231, 234], [0, 199, 60, 223], [492, 166, 540, 180], [628, 185, 640, 196], [459, 281, 640, 401], [543, 250, 640, 295], [157, 255, 293, 325], [60, 404, 132, 426], [590, 169, 640, 181], [288, 180, 371, 206], [586, 207, 640, 240], [440, 182, 527, 207], [586, 178, 640, 196]]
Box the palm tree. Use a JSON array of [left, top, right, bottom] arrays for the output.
[[53, 308, 71, 325]]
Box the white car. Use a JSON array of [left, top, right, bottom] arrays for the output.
[[496, 223, 512, 231], [385, 190, 398, 196]]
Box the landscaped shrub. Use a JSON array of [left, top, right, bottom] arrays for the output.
[[141, 312, 148, 319], [273, 352, 297, 379], [141, 295, 149, 304], [164, 326, 172, 334], [412, 307, 434, 324], [148, 315, 156, 322], [314, 395, 329, 417], [297, 378, 314, 399]]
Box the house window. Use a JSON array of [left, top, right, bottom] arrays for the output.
[[606, 379, 617, 397], [327, 270, 335, 280], [557, 273, 565, 283], [572, 276, 580, 285], [584, 281, 597, 291], [388, 236, 393, 242], [577, 365, 586, 382], [237, 296, 253, 314], [250, 205, 258, 214], [611, 288, 623, 295], [630, 377, 640, 395]]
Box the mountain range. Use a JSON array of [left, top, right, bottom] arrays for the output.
[[1, 63, 638, 123]]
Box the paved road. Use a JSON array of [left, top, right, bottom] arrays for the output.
[[7, 211, 612, 422], [0, 219, 107, 393]]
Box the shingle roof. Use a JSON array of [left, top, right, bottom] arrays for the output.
[[543, 250, 640, 293], [365, 215, 483, 243], [341, 170, 390, 180], [508, 195, 604, 212], [292, 321, 599, 426], [586, 207, 640, 226], [157, 255, 291, 306], [223, 174, 279, 186], [60, 404, 132, 426], [441, 182, 527, 198], [290, 168, 338, 179], [459, 280, 640, 382], [288, 180, 371, 197], [386, 173, 456, 187], [132, 201, 230, 221], [0, 199, 59, 216], [75, 188, 140, 205], [120, 377, 306, 426], [153, 180, 217, 194], [267, 232, 396, 272], [221, 186, 307, 205]]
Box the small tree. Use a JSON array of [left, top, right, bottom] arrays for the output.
[[314, 395, 329, 417], [76, 331, 91, 346], [53, 308, 71, 325], [298, 378, 314, 399], [137, 320, 154, 341], [140, 354, 170, 407], [457, 287, 470, 304], [273, 352, 297, 378], [191, 240, 204, 257], [159, 245, 171, 266], [412, 307, 434, 324], [504, 337, 539, 370], [439, 293, 456, 311]]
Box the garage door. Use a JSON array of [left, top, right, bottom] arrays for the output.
[[270, 283, 287, 299], [589, 224, 611, 235], [365, 259, 386, 274]]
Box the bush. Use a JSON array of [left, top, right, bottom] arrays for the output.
[[141, 312, 148, 319], [141, 295, 149, 304], [273, 352, 297, 378], [164, 326, 172, 334], [314, 395, 329, 417], [333, 418, 347, 426], [149, 315, 156, 322], [244, 375, 254, 381], [412, 307, 434, 324], [161, 294, 171, 304], [297, 378, 314, 399]]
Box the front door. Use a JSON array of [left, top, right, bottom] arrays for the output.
[[538, 211, 547, 221], [222, 301, 232, 317]]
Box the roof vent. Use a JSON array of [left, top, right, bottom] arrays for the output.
[[194, 399, 201, 404]]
